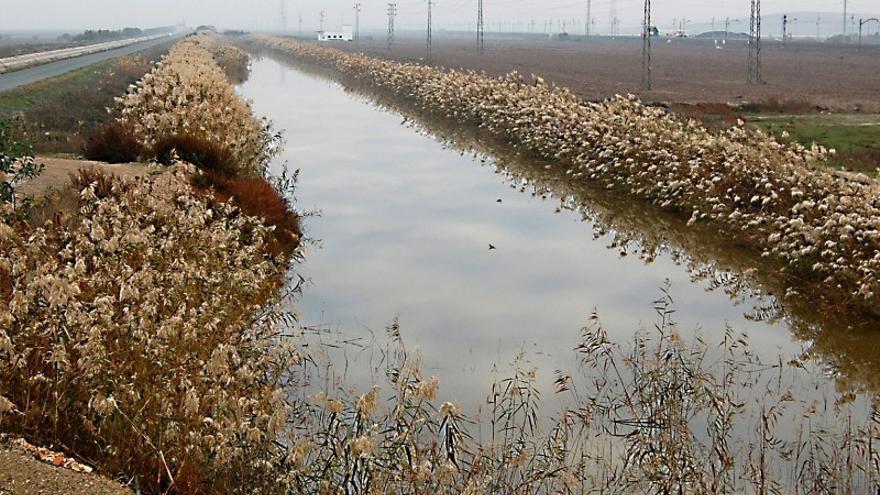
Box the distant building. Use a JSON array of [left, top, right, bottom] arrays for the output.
[[318, 25, 353, 42]]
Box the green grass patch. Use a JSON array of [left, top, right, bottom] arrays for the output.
[[0, 62, 114, 116], [0, 43, 169, 156], [747, 113, 880, 174]]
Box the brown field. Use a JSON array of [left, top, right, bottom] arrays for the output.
[[338, 35, 880, 111]]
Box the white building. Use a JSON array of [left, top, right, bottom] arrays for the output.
[[318, 25, 353, 42]]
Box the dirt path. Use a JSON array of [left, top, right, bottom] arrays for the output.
[[18, 157, 148, 197], [0, 449, 131, 495]]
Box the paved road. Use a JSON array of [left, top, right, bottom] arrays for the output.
[[0, 35, 182, 93]]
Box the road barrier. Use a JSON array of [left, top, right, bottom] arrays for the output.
[[0, 34, 171, 74]]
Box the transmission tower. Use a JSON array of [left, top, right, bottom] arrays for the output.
[[747, 0, 762, 84], [641, 0, 652, 90], [427, 0, 433, 61], [586, 0, 592, 36], [354, 3, 361, 41], [478, 0, 485, 53], [387, 3, 397, 49], [610, 0, 618, 36]]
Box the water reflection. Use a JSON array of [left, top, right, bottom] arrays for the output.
[[236, 53, 880, 412]]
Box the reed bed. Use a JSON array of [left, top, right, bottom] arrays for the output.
[[0, 166, 301, 493], [281, 292, 880, 495], [1, 36, 303, 493], [255, 36, 880, 318], [117, 34, 277, 176]]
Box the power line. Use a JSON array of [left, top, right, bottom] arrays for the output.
[[748, 0, 762, 85], [641, 0, 652, 90], [387, 3, 397, 50]]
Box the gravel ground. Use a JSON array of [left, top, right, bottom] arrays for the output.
[[0, 449, 131, 495]]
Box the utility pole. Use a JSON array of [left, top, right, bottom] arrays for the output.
[[816, 16, 821, 39], [860, 18, 880, 50], [725, 17, 731, 41], [748, 0, 762, 84], [783, 15, 788, 44], [783, 15, 797, 44], [387, 3, 397, 49], [354, 3, 361, 41], [477, 0, 485, 53], [843, 0, 848, 36], [298, 13, 303, 38], [319, 10, 325, 32], [427, 0, 433, 61], [641, 0, 652, 90], [586, 0, 592, 36], [280, 0, 287, 33]]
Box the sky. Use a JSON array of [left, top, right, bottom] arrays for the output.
[[1, 0, 878, 35]]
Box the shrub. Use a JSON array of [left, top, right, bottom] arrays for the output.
[[152, 133, 239, 175], [83, 121, 144, 163], [195, 171, 301, 255], [0, 118, 42, 218], [71, 168, 121, 199]]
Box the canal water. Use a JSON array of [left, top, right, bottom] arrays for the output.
[[237, 54, 876, 411]]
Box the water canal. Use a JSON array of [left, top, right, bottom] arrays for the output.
[[237, 53, 880, 412]]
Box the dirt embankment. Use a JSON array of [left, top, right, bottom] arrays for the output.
[[338, 36, 880, 111], [16, 157, 146, 198], [0, 446, 130, 495]]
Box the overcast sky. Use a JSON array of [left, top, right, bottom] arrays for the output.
[[2, 0, 878, 35]]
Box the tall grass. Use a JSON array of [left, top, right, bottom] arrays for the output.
[[277, 290, 880, 494], [0, 168, 298, 493], [117, 34, 279, 176]]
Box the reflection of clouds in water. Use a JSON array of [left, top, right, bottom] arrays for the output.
[[240, 57, 806, 411]]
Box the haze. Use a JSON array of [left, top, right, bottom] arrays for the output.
[[2, 0, 878, 35]]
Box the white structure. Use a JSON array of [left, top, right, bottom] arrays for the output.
[[317, 25, 353, 42]]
